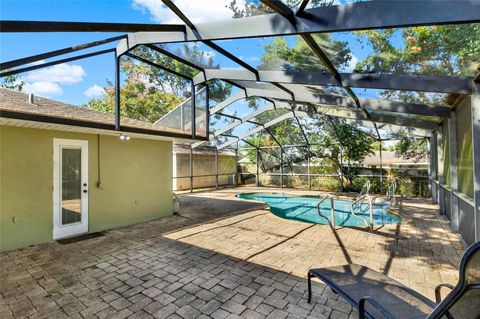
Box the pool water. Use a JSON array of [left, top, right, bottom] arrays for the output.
[[236, 193, 400, 226]]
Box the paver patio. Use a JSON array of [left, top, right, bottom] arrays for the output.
[[0, 187, 465, 319]]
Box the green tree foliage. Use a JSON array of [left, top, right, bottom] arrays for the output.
[[307, 118, 375, 189], [354, 24, 480, 103], [355, 25, 480, 76], [84, 79, 184, 123], [1, 75, 25, 91], [393, 131, 428, 163], [84, 44, 231, 123], [228, 0, 336, 17], [227, 0, 377, 188]]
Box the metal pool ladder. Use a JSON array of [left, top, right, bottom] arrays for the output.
[[317, 193, 336, 227], [350, 180, 375, 230], [386, 180, 397, 206], [351, 194, 374, 229]]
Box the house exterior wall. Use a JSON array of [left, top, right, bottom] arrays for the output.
[[0, 126, 173, 251]]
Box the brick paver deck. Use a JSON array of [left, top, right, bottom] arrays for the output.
[[0, 187, 465, 319]]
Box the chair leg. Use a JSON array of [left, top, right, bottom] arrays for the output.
[[307, 272, 313, 303]]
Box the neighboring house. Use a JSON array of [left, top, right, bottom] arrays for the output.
[[363, 151, 428, 169], [0, 88, 176, 251]]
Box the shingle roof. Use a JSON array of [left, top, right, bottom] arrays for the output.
[[364, 151, 427, 166], [0, 88, 185, 134]]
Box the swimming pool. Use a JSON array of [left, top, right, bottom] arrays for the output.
[[236, 193, 400, 226]]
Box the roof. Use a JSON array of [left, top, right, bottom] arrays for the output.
[[363, 151, 428, 166], [0, 88, 185, 135]]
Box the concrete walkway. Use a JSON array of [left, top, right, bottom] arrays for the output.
[[0, 187, 464, 319]]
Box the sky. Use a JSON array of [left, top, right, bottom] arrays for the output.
[[1, 0, 403, 141], [0, 0, 377, 103]]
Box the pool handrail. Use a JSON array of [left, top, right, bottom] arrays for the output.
[[317, 193, 336, 228], [359, 180, 371, 197], [351, 193, 374, 229], [386, 180, 397, 206]]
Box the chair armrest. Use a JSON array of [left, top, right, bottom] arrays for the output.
[[359, 296, 396, 319], [434, 283, 454, 303]]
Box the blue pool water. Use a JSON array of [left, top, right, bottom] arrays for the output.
[[236, 193, 400, 226]]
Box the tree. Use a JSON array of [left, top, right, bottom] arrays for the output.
[[393, 131, 428, 163], [228, 0, 336, 18], [1, 75, 25, 92], [84, 79, 183, 123], [354, 24, 480, 103], [309, 118, 375, 189], [84, 44, 232, 124]]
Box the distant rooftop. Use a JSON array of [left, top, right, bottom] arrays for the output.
[[0, 88, 184, 134], [364, 151, 427, 166]]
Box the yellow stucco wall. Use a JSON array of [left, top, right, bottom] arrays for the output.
[[0, 126, 173, 251]]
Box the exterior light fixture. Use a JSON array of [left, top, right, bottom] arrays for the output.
[[119, 133, 130, 141]]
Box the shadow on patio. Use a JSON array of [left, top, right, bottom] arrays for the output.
[[0, 188, 464, 318]]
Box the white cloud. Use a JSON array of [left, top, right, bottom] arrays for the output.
[[345, 54, 359, 72], [84, 84, 106, 98], [132, 0, 245, 24], [25, 63, 86, 84], [21, 63, 86, 98], [24, 81, 62, 96]]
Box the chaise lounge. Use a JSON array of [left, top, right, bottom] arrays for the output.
[[307, 241, 480, 319]]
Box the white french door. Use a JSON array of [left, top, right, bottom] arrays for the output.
[[53, 139, 89, 239]]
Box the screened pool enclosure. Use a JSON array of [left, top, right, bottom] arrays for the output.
[[1, 0, 479, 243]]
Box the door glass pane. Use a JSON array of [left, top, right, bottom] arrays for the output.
[[62, 148, 82, 225]]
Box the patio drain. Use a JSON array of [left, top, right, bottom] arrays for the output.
[[56, 232, 105, 245]]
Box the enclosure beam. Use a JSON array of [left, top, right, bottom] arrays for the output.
[[114, 1, 480, 53], [297, 0, 310, 15], [189, 146, 193, 193], [256, 148, 259, 187], [115, 56, 121, 130], [0, 35, 126, 71], [203, 40, 259, 77], [379, 142, 383, 194], [307, 146, 311, 190], [448, 111, 459, 231], [126, 53, 192, 80], [430, 134, 438, 204], [161, 0, 197, 30], [437, 129, 445, 215], [211, 91, 246, 114], [280, 148, 284, 188], [1, 48, 116, 78], [206, 100, 432, 150], [191, 81, 196, 139], [261, 0, 379, 138], [240, 87, 449, 118], [235, 146, 239, 187], [147, 44, 204, 71], [215, 148, 219, 189], [207, 86, 445, 128], [472, 92, 480, 241], [0, 20, 186, 33], [193, 69, 476, 95], [218, 112, 294, 149]]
